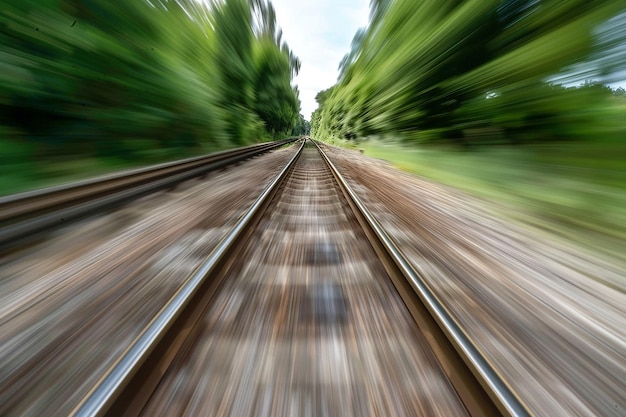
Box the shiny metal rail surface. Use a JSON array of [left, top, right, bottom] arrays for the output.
[[317, 142, 626, 417], [98, 141, 496, 417], [0, 144, 301, 417], [0, 138, 297, 249], [312, 140, 531, 417], [68, 140, 306, 417]]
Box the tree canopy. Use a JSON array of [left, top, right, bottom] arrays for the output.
[[311, 0, 626, 145], [0, 0, 301, 166]]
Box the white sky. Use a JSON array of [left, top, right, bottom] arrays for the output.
[[270, 0, 370, 119]]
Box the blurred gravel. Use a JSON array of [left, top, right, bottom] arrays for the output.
[[322, 143, 626, 417], [0, 146, 298, 417], [138, 144, 469, 417]]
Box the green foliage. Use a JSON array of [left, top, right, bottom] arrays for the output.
[[0, 0, 300, 193], [311, 0, 626, 145], [361, 139, 626, 258], [292, 114, 310, 136], [252, 38, 300, 137]]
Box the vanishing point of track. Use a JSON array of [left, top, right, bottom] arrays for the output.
[[66, 139, 531, 417]]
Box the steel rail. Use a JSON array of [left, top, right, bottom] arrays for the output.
[[0, 138, 297, 249], [68, 138, 305, 417], [312, 139, 533, 417]]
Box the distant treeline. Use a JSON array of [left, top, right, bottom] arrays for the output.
[[0, 0, 303, 164], [311, 0, 626, 146]]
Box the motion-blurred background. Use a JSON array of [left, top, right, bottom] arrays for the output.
[[0, 0, 306, 194], [1, 0, 625, 254], [309, 0, 626, 257]]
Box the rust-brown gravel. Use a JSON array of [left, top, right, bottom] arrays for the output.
[[138, 144, 469, 417], [322, 143, 626, 417], [0, 146, 298, 417]]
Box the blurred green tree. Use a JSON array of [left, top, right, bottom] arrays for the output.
[[0, 0, 300, 190], [311, 0, 625, 146]]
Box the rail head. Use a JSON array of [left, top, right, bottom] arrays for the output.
[[68, 138, 305, 417], [311, 139, 533, 417]]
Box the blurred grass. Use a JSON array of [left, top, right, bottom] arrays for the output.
[[358, 138, 626, 259]]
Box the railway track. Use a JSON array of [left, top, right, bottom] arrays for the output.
[[67, 139, 531, 417], [0, 138, 297, 250]]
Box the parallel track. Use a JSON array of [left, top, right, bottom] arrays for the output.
[[68, 139, 530, 416], [0, 138, 297, 249]]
